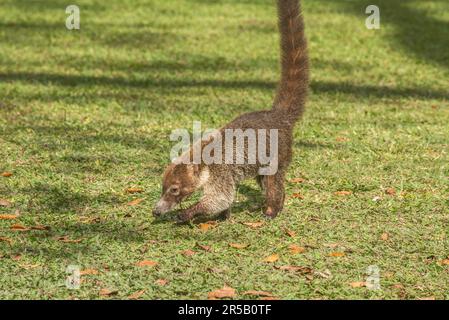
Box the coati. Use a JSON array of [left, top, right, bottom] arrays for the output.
[[153, 0, 309, 222]]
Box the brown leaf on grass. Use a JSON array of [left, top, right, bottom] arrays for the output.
[[0, 237, 12, 244], [242, 221, 264, 229], [1, 172, 13, 177], [125, 187, 144, 194], [285, 230, 296, 238], [290, 177, 305, 183], [380, 233, 389, 241], [208, 286, 236, 299], [385, 188, 396, 195], [275, 265, 312, 274], [440, 259, 449, 265], [31, 225, 50, 231], [291, 193, 304, 199], [197, 244, 211, 252], [263, 254, 279, 263], [334, 191, 352, 196], [0, 199, 12, 207], [10, 224, 30, 231], [181, 249, 196, 256], [329, 251, 346, 257], [57, 236, 83, 243], [288, 244, 306, 254], [350, 281, 366, 288], [335, 137, 349, 142], [80, 269, 99, 276], [0, 214, 19, 220], [127, 198, 144, 206], [155, 279, 168, 286], [199, 222, 216, 231], [128, 290, 145, 300], [136, 260, 158, 267], [11, 254, 22, 261], [229, 243, 249, 249], [242, 290, 274, 297], [99, 288, 118, 297]]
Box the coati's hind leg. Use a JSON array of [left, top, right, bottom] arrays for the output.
[[261, 172, 285, 219]]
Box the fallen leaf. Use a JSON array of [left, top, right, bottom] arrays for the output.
[[155, 279, 168, 286], [199, 222, 216, 231], [291, 193, 304, 199], [125, 187, 143, 194], [242, 290, 273, 297], [127, 198, 144, 206], [440, 259, 449, 265], [136, 260, 158, 267], [242, 221, 264, 228], [392, 284, 404, 289], [208, 286, 236, 299], [263, 254, 279, 263], [380, 233, 389, 241], [290, 178, 305, 183], [334, 191, 352, 196], [0, 214, 19, 220], [11, 254, 22, 261], [314, 269, 332, 278], [385, 188, 396, 195], [329, 251, 345, 257], [0, 237, 12, 244], [80, 269, 99, 276], [289, 244, 306, 254], [335, 136, 349, 142], [128, 290, 145, 300], [0, 199, 12, 207], [197, 244, 211, 252], [350, 281, 366, 288], [285, 229, 296, 238], [229, 243, 249, 249], [275, 265, 312, 274], [31, 225, 50, 231], [10, 224, 30, 231], [1, 172, 13, 177], [181, 249, 196, 256], [57, 236, 82, 243], [99, 288, 118, 297]]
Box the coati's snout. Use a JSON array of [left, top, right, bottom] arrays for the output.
[[152, 163, 202, 217]]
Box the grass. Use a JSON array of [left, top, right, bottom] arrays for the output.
[[0, 0, 448, 300]]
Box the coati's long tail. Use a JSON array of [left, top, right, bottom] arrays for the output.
[[272, 0, 309, 124]]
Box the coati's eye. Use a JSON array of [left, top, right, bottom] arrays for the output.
[[170, 186, 180, 196]]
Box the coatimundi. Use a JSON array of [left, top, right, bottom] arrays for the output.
[[153, 0, 309, 222]]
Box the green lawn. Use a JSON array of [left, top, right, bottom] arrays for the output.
[[0, 0, 448, 300]]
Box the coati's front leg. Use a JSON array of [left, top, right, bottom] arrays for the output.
[[261, 172, 285, 219], [177, 181, 235, 223]]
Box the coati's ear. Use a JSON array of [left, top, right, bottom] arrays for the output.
[[187, 164, 200, 178]]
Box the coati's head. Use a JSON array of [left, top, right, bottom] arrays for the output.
[[152, 163, 208, 217]]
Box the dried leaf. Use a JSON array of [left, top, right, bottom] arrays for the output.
[[350, 281, 366, 288], [314, 269, 332, 278], [197, 244, 211, 252], [275, 265, 312, 274], [10, 224, 30, 231], [334, 191, 352, 196], [125, 188, 143, 194], [57, 236, 82, 243], [385, 188, 396, 195], [291, 193, 304, 199], [199, 222, 216, 231], [285, 230, 296, 238], [127, 198, 144, 206], [80, 269, 99, 276], [0, 237, 12, 244], [208, 286, 236, 299], [155, 279, 168, 286], [329, 251, 345, 257], [1, 172, 13, 177], [440, 259, 449, 265], [99, 288, 118, 297], [263, 254, 279, 263], [181, 249, 196, 256], [0, 199, 12, 207], [336, 137, 349, 142], [380, 233, 389, 241], [290, 178, 305, 183], [128, 290, 145, 300], [0, 214, 19, 220], [136, 260, 158, 267], [229, 243, 249, 249], [31, 225, 50, 231], [242, 221, 264, 228], [289, 244, 306, 254], [242, 290, 273, 297]]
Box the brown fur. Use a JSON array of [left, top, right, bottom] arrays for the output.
[[153, 0, 309, 222]]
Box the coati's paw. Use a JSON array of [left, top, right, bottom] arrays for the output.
[[264, 206, 280, 219], [176, 210, 194, 223], [218, 209, 231, 220]]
